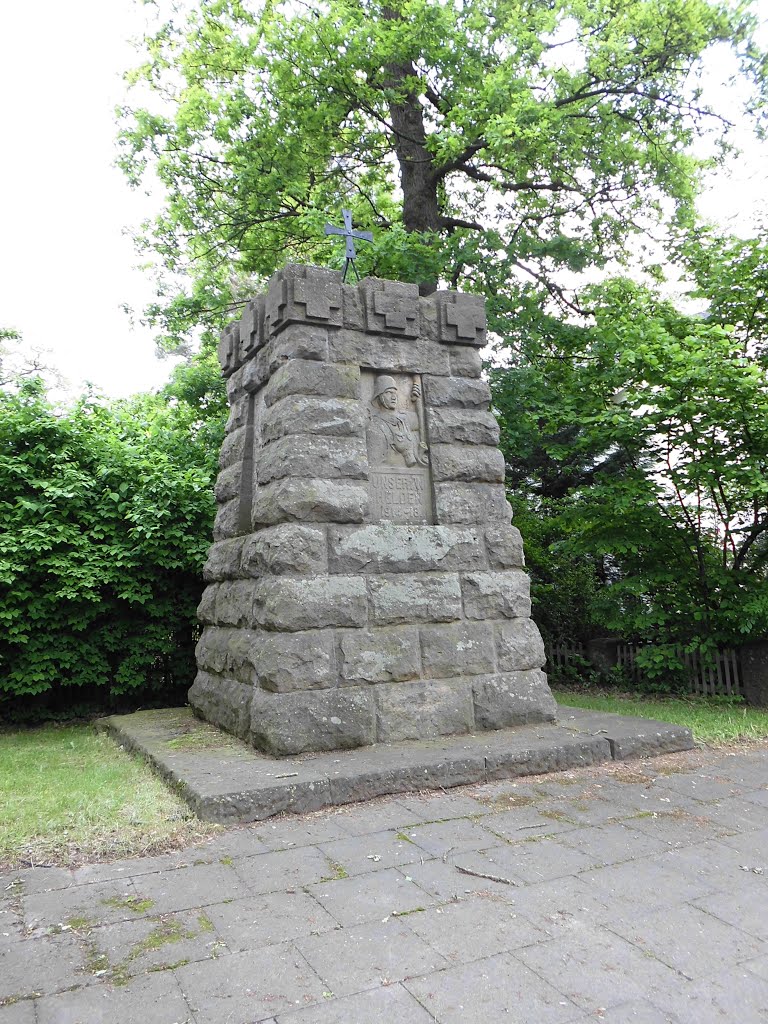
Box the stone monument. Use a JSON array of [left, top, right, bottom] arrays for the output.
[[189, 264, 557, 754]]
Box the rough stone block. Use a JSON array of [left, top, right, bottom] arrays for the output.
[[261, 396, 365, 442], [212, 497, 243, 541], [216, 580, 261, 627], [257, 576, 367, 631], [195, 625, 231, 674], [251, 479, 369, 527], [328, 524, 486, 574], [368, 573, 462, 625], [450, 346, 483, 378], [249, 687, 375, 755], [374, 679, 475, 742], [214, 462, 242, 504], [434, 483, 511, 525], [188, 671, 253, 741], [219, 425, 248, 470], [263, 359, 360, 407], [361, 278, 419, 336], [240, 524, 327, 577], [239, 296, 265, 361], [420, 622, 496, 678], [262, 323, 329, 372], [472, 670, 557, 729], [253, 630, 336, 692], [327, 332, 450, 376], [423, 376, 491, 408], [265, 264, 343, 337], [227, 395, 250, 432], [427, 408, 500, 446], [339, 626, 421, 683], [430, 443, 506, 483], [218, 320, 241, 376], [240, 353, 271, 395], [485, 524, 525, 568], [433, 292, 486, 346], [197, 584, 219, 625], [496, 619, 546, 671], [259, 435, 367, 483], [203, 538, 246, 582], [461, 570, 531, 620]]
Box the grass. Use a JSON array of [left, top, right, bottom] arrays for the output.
[[553, 688, 768, 745], [0, 724, 218, 872]]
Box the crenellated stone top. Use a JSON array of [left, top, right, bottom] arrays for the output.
[[217, 265, 486, 377]]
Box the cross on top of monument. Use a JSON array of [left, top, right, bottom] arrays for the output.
[[324, 208, 373, 282]]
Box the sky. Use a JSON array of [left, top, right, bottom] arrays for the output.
[[0, 1, 765, 400]]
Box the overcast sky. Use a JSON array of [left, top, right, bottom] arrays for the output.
[[0, 2, 765, 400]]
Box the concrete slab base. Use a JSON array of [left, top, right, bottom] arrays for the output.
[[97, 705, 694, 824]]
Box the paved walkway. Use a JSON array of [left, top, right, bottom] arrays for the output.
[[2, 743, 768, 1024]]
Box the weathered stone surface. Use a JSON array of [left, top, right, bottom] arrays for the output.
[[203, 538, 246, 582], [257, 576, 368, 631], [368, 573, 462, 625], [361, 278, 420, 337], [433, 292, 486, 346], [251, 479, 369, 526], [484, 524, 525, 568], [226, 395, 250, 432], [423, 376, 491, 408], [238, 295, 265, 361], [250, 687, 375, 755], [240, 352, 271, 395], [420, 622, 496, 678], [430, 443, 506, 483], [262, 323, 329, 370], [219, 425, 248, 470], [196, 584, 219, 625], [259, 435, 367, 483], [261, 396, 365, 442], [473, 670, 557, 729], [328, 332, 450, 376], [449, 345, 483, 378], [215, 580, 260, 627], [328, 525, 486, 574], [339, 626, 421, 683], [427, 408, 500, 446], [253, 630, 335, 693], [212, 497, 243, 541], [218, 320, 241, 376], [265, 264, 343, 337], [195, 625, 230, 674], [374, 680, 475, 742], [434, 483, 511, 525], [495, 618, 546, 672], [188, 671, 253, 741], [214, 462, 242, 504], [240, 524, 327, 577], [461, 570, 531, 620], [263, 359, 360, 407]]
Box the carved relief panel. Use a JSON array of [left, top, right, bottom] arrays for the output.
[[362, 369, 434, 525]]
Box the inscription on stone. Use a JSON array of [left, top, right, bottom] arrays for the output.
[[363, 370, 434, 524]]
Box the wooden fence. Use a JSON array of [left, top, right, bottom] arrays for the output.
[[546, 640, 744, 697]]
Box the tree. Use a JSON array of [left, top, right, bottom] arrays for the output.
[[119, 0, 767, 350]]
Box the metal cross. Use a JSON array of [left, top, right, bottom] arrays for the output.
[[324, 208, 373, 282]]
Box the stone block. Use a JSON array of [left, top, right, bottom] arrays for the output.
[[214, 462, 242, 504], [339, 626, 421, 683], [219, 425, 248, 470], [361, 278, 419, 336], [249, 687, 375, 755], [430, 443, 506, 483], [226, 361, 249, 403], [226, 395, 250, 432], [257, 576, 367, 631], [461, 570, 531, 620], [239, 296, 265, 361], [188, 671, 253, 741], [217, 320, 241, 376], [368, 573, 462, 625], [261, 396, 365, 442], [496, 619, 546, 671], [485, 524, 525, 568], [203, 538, 246, 582], [328, 332, 450, 376], [427, 408, 500, 446], [434, 483, 511, 525], [472, 670, 557, 729], [450, 345, 483, 378], [433, 292, 486, 346], [215, 579, 261, 627], [328, 524, 486, 574], [262, 323, 329, 372], [212, 497, 243, 540], [423, 376, 491, 408], [265, 264, 343, 337], [240, 352, 271, 394], [253, 630, 336, 693], [420, 622, 496, 678], [197, 584, 218, 624], [263, 359, 360, 407], [251, 479, 369, 526], [195, 625, 230, 674], [259, 435, 368, 483], [240, 524, 327, 577], [374, 679, 475, 742]]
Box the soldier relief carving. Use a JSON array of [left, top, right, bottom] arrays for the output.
[[365, 371, 434, 524]]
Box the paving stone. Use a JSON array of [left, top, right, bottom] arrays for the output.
[[131, 862, 250, 915], [307, 868, 436, 926], [234, 846, 336, 894], [317, 830, 425, 876], [555, 822, 674, 866], [0, 933, 90, 1001], [398, 818, 499, 857], [741, 787, 768, 810], [652, 772, 747, 803], [711, 823, 768, 863], [295, 916, 447, 997], [23, 878, 145, 934], [274, 982, 437, 1023], [405, 895, 546, 962], [513, 923, 681, 1014], [619, 808, 718, 848], [693, 881, 768, 940], [404, 952, 580, 1023], [596, 999, 678, 1023], [0, 1001, 37, 1024], [35, 971, 192, 1024], [187, 827, 271, 860], [745, 953, 768, 981], [334, 799, 426, 836], [659, 962, 768, 1024], [654, 838, 765, 888], [702, 796, 768, 833], [10, 867, 74, 895], [501, 875, 616, 935], [481, 806, 580, 841], [399, 857, 519, 903], [72, 850, 205, 886], [175, 942, 326, 1023], [580, 858, 716, 917], [457, 836, 595, 885], [254, 815, 350, 850], [395, 791, 492, 821], [204, 890, 337, 951]]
